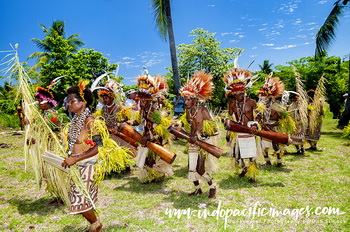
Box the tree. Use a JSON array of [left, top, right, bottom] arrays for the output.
[[150, 0, 181, 94], [259, 60, 274, 74], [274, 55, 348, 119], [177, 28, 243, 109], [28, 20, 84, 70], [315, 0, 349, 57], [315, 1, 350, 126], [40, 49, 118, 103]]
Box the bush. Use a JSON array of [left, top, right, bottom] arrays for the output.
[[342, 124, 350, 139], [0, 113, 20, 129]]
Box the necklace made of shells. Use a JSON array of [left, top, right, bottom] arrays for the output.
[[235, 96, 246, 124], [188, 103, 199, 123], [68, 107, 91, 154], [103, 104, 119, 128]]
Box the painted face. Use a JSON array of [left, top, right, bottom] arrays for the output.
[[67, 93, 85, 113], [36, 98, 51, 111], [139, 99, 151, 110], [184, 96, 197, 109], [102, 95, 113, 106]]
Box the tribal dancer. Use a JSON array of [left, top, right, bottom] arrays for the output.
[[96, 79, 137, 158], [134, 71, 173, 183], [61, 83, 103, 232], [287, 69, 308, 154], [255, 76, 294, 167], [305, 77, 326, 150], [179, 71, 218, 198], [223, 66, 259, 182]]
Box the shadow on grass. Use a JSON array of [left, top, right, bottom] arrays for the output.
[[258, 165, 292, 173], [113, 175, 171, 194], [285, 152, 308, 162], [162, 190, 219, 210], [8, 197, 62, 215], [219, 175, 287, 190]]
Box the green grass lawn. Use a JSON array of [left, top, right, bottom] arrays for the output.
[[0, 114, 349, 232]]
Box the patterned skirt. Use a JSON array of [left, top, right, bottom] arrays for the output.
[[69, 164, 98, 214]]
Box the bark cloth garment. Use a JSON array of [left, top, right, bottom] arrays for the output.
[[69, 154, 98, 214]]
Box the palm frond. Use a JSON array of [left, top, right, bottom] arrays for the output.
[[150, 0, 169, 41], [315, 1, 347, 57]]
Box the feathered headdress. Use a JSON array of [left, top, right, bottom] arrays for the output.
[[180, 71, 214, 101], [78, 79, 90, 104], [98, 79, 124, 100], [223, 57, 258, 97], [136, 71, 168, 100], [259, 76, 285, 98], [34, 75, 64, 107], [34, 86, 58, 107]]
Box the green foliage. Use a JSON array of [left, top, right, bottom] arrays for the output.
[[0, 113, 20, 128], [259, 60, 274, 74], [0, 82, 20, 114], [342, 123, 350, 138], [177, 28, 243, 109], [274, 55, 348, 118], [38, 49, 119, 104]]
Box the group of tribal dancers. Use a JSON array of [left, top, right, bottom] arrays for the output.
[[22, 60, 325, 231]]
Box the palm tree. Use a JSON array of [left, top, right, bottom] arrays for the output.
[[150, 0, 181, 94], [28, 20, 84, 70], [315, 0, 349, 127], [315, 0, 349, 57], [259, 60, 273, 74]]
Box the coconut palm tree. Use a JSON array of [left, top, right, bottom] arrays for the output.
[[259, 60, 274, 74], [150, 0, 181, 94], [28, 20, 84, 70], [315, 1, 350, 127], [315, 0, 349, 57]]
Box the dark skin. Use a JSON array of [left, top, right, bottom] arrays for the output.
[[251, 96, 281, 134], [184, 96, 211, 143], [228, 93, 256, 127], [61, 94, 98, 168], [60, 93, 101, 231], [139, 99, 154, 145]]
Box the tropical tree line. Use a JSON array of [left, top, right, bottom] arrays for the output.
[[1, 0, 349, 128]]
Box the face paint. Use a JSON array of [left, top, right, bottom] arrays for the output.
[[67, 93, 85, 113]]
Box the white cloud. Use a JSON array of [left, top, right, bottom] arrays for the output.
[[251, 47, 258, 50], [289, 35, 307, 39], [208, 4, 215, 7], [278, 1, 299, 14], [229, 39, 238, 43], [238, 35, 245, 38], [250, 54, 257, 58], [258, 28, 267, 31], [318, 0, 329, 4], [261, 44, 274, 46], [292, 19, 302, 25], [273, 44, 297, 50]]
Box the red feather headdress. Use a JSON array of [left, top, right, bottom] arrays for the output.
[[259, 77, 285, 98], [223, 68, 254, 96], [180, 71, 214, 101], [136, 73, 168, 100]]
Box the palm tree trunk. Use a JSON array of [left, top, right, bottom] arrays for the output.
[[338, 53, 350, 127], [165, 0, 181, 94]]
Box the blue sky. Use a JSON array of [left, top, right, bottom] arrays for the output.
[[1, 0, 349, 86]]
